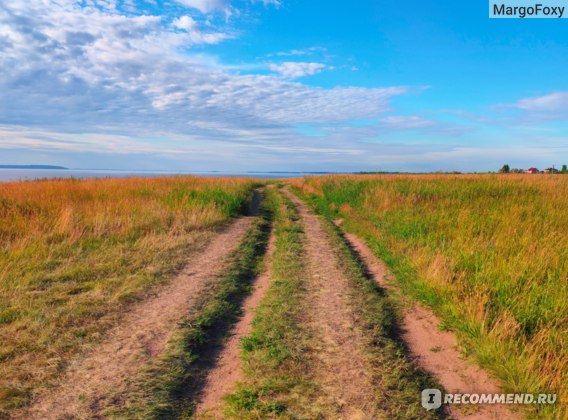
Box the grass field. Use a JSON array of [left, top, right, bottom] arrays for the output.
[[0, 176, 256, 410], [1, 174, 566, 418], [291, 174, 567, 418]]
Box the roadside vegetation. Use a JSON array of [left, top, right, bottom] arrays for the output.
[[2, 174, 566, 419], [291, 174, 567, 418], [0, 176, 256, 412]]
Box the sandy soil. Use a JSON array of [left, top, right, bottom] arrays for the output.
[[23, 213, 260, 419], [194, 232, 276, 418], [287, 192, 378, 419], [340, 229, 520, 420]]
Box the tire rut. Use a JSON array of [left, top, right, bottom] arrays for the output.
[[339, 228, 520, 420], [194, 232, 276, 418], [285, 191, 378, 419], [23, 197, 262, 419]]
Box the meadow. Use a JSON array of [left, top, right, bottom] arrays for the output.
[[292, 174, 567, 417], [0, 176, 256, 411], [2, 174, 566, 418]]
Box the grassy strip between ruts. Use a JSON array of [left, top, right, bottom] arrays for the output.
[[102, 189, 273, 419], [222, 188, 322, 418], [295, 189, 441, 419]]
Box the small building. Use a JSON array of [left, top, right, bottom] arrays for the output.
[[527, 167, 539, 174], [544, 167, 559, 174]]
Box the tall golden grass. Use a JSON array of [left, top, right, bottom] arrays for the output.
[[292, 174, 567, 418], [0, 176, 255, 411]]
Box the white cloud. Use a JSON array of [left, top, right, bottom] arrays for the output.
[[172, 15, 230, 43], [269, 62, 327, 78], [272, 47, 325, 57], [483, 91, 568, 125], [173, 15, 200, 31], [173, 0, 279, 16], [174, 0, 228, 13], [0, 1, 405, 131], [253, 0, 282, 6], [513, 92, 568, 112], [379, 116, 435, 129]]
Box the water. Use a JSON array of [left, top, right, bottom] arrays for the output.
[[0, 169, 311, 182]]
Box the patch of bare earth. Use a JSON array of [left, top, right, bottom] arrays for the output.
[[287, 192, 378, 419], [339, 229, 520, 420], [22, 215, 259, 420], [194, 232, 276, 419]]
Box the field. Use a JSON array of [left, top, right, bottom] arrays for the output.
[[291, 174, 567, 417], [0, 174, 565, 419], [0, 176, 256, 410]]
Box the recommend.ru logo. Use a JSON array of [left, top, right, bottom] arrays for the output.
[[421, 388, 557, 411], [422, 389, 442, 411]]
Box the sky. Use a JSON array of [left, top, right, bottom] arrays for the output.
[[1, 0, 567, 172]]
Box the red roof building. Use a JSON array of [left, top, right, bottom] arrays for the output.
[[527, 167, 539, 174]]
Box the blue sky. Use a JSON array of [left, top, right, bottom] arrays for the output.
[[1, 0, 567, 172]]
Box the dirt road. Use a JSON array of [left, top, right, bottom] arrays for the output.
[[24, 215, 259, 419], [285, 191, 379, 419], [22, 189, 521, 419], [195, 232, 276, 418], [341, 229, 520, 420]]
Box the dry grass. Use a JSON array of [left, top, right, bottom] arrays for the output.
[[0, 176, 255, 412], [291, 174, 567, 418]]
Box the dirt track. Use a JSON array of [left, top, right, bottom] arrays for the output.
[[341, 229, 520, 420], [24, 215, 259, 419], [286, 191, 379, 419], [195, 232, 276, 418], [21, 189, 522, 419]]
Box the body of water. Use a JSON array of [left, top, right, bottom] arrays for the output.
[[0, 169, 313, 182]]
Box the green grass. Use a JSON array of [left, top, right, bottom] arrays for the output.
[[292, 174, 568, 419], [223, 189, 322, 419], [101, 190, 273, 419]]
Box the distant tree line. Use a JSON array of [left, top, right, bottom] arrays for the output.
[[499, 164, 568, 174]]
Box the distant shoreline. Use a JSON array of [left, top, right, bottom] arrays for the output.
[[0, 165, 68, 170]]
